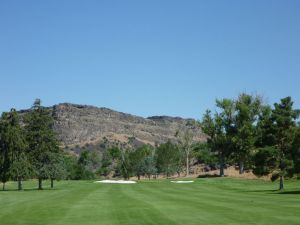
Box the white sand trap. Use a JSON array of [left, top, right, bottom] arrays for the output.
[[171, 181, 194, 184], [95, 180, 136, 184]]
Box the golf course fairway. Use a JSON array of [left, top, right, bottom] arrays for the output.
[[0, 178, 299, 225]]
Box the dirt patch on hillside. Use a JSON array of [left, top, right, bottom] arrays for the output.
[[195, 166, 271, 181]]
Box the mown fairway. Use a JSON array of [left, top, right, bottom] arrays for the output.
[[0, 178, 299, 225]]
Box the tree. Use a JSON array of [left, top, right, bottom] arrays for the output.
[[25, 99, 61, 190], [59, 153, 77, 180], [97, 150, 113, 178], [118, 148, 132, 180], [232, 94, 262, 174], [254, 97, 300, 190], [0, 112, 12, 190], [291, 125, 300, 176], [175, 126, 195, 177], [271, 97, 300, 190], [202, 111, 225, 176], [142, 155, 157, 179], [193, 142, 218, 168], [201, 99, 235, 177], [253, 146, 278, 176], [10, 151, 32, 190], [47, 152, 67, 188], [156, 141, 181, 178], [73, 150, 95, 180], [101, 146, 133, 179], [129, 145, 151, 180], [256, 105, 276, 147], [0, 109, 31, 190]]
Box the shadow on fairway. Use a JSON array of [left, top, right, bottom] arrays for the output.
[[197, 174, 223, 178], [243, 189, 300, 195], [243, 189, 277, 193], [0, 188, 58, 192], [276, 190, 300, 195]]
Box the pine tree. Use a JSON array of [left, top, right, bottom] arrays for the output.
[[0, 109, 30, 190], [156, 141, 181, 178], [232, 94, 262, 174], [25, 99, 61, 190], [254, 97, 300, 190], [201, 99, 235, 177], [0, 111, 12, 190], [272, 97, 300, 190]]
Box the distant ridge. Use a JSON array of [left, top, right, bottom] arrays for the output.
[[22, 103, 206, 152]]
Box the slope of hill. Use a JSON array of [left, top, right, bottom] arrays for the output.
[[49, 103, 205, 151]]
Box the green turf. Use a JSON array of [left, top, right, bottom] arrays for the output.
[[0, 178, 299, 225]]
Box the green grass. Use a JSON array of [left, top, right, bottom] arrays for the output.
[[0, 178, 299, 225]]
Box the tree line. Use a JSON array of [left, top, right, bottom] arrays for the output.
[[1, 94, 300, 191], [201, 94, 300, 190], [0, 99, 66, 190], [95, 94, 300, 190]]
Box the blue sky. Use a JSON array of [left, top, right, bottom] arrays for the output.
[[1, 1, 299, 119]]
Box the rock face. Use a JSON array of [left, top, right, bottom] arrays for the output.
[[51, 103, 205, 148]]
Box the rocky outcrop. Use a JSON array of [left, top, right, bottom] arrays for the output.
[[51, 103, 205, 148]]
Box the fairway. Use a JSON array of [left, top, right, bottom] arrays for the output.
[[0, 178, 299, 225]]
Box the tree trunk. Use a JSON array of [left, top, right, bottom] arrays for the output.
[[279, 176, 284, 191], [239, 160, 244, 174], [38, 178, 43, 190], [186, 155, 189, 177], [2, 182, 5, 191], [219, 154, 225, 177], [220, 164, 224, 177], [51, 178, 54, 189], [18, 177, 23, 191], [137, 175, 140, 180]]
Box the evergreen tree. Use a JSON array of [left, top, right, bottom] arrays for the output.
[[254, 97, 299, 190], [129, 145, 151, 180], [73, 150, 95, 180], [0, 109, 31, 190], [46, 152, 67, 188], [232, 94, 262, 174], [25, 99, 61, 190], [291, 125, 300, 176], [271, 97, 300, 190], [253, 146, 278, 176], [97, 150, 113, 178], [142, 155, 157, 180], [256, 105, 276, 147], [156, 141, 181, 178], [201, 99, 235, 176], [10, 151, 32, 190], [0, 112, 11, 190]]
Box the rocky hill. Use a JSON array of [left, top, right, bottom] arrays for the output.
[[34, 103, 206, 152]]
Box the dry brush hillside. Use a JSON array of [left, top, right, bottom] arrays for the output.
[[50, 103, 205, 150]]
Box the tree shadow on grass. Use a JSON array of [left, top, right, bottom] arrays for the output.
[[276, 190, 300, 195], [197, 174, 224, 178], [243, 189, 300, 195], [242, 189, 277, 194], [0, 188, 57, 192]]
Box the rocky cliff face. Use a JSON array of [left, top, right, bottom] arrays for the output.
[[50, 103, 205, 149]]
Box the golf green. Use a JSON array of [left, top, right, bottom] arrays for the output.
[[0, 178, 299, 225]]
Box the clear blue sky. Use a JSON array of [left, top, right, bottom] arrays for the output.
[[1, 1, 299, 119]]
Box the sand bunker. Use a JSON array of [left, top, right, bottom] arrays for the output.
[[95, 180, 137, 184], [171, 181, 194, 184]]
